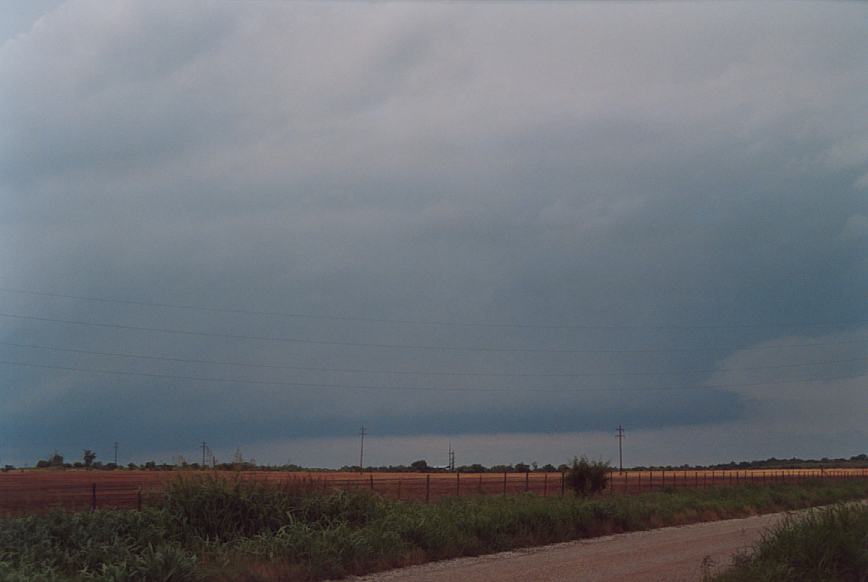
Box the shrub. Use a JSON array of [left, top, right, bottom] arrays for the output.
[[713, 503, 868, 581], [565, 456, 610, 495]]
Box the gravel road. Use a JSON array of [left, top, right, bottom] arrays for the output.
[[344, 510, 796, 582]]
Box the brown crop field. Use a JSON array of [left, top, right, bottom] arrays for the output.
[[1, 467, 866, 516]]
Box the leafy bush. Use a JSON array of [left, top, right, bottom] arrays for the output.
[[162, 474, 387, 543], [0, 508, 199, 581], [713, 503, 868, 581], [565, 456, 610, 495]]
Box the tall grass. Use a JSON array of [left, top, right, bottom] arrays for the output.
[[712, 502, 868, 582], [1, 476, 866, 581]]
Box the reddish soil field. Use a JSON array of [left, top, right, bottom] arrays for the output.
[[1, 468, 865, 516]]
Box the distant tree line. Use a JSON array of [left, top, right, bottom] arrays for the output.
[[337, 460, 566, 473], [631, 454, 868, 471], [13, 452, 866, 473]]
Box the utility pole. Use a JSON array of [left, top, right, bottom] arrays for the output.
[[113, 441, 118, 466], [448, 442, 455, 472], [358, 426, 367, 473], [616, 425, 625, 474], [201, 441, 207, 468]]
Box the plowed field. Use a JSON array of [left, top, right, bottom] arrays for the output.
[[1, 468, 865, 516]]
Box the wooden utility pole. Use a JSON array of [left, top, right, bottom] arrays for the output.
[[616, 425, 625, 474], [358, 426, 367, 473]]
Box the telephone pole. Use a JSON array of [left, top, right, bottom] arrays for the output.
[[448, 442, 455, 472], [616, 425, 625, 474], [113, 441, 118, 466], [358, 426, 367, 473], [201, 441, 207, 468]]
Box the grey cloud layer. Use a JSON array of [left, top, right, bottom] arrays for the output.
[[1, 1, 866, 465]]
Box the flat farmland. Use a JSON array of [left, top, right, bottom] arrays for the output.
[[1, 468, 866, 516]]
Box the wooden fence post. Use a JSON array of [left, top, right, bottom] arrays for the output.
[[137, 486, 142, 511], [561, 472, 565, 496], [426, 474, 431, 504], [503, 472, 507, 496], [91, 483, 96, 511], [370, 474, 374, 491], [525, 471, 529, 492], [456, 472, 460, 497], [543, 473, 548, 497]]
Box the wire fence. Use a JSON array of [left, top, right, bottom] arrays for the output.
[[1, 468, 866, 516]]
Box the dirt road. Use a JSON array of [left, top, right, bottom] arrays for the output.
[[346, 510, 795, 582]]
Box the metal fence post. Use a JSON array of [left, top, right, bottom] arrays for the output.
[[426, 474, 430, 504], [456, 472, 460, 497], [91, 483, 96, 511], [561, 471, 565, 496], [370, 474, 374, 491], [503, 472, 507, 496], [137, 486, 142, 511], [543, 473, 548, 497], [525, 471, 529, 492]]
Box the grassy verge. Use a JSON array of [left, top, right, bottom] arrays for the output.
[[711, 502, 868, 582], [1, 477, 866, 581]]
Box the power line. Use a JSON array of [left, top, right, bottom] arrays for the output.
[[0, 358, 863, 394], [1, 339, 866, 379], [0, 286, 863, 330], [1, 311, 866, 354]]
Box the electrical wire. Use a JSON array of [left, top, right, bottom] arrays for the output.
[[1, 311, 866, 354], [1, 339, 865, 379], [0, 358, 863, 394], [1, 286, 863, 330]]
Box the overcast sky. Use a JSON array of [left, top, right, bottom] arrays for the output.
[[1, 1, 866, 468]]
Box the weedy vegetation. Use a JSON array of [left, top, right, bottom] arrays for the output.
[[711, 502, 868, 582], [1, 475, 867, 580]]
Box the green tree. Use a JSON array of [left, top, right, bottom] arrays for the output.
[[565, 456, 610, 495]]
